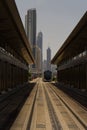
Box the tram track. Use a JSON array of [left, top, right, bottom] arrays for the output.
[[30, 80, 87, 130], [10, 79, 87, 130], [46, 82, 87, 130], [30, 79, 62, 130], [44, 85, 62, 130]]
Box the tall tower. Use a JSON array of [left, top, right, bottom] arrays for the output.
[[36, 46, 41, 73], [47, 47, 51, 71], [37, 32, 43, 72], [25, 8, 36, 70]]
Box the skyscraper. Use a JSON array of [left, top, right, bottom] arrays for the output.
[[25, 8, 37, 70], [43, 60, 47, 71], [37, 32, 43, 72], [47, 47, 51, 71], [36, 46, 41, 73]]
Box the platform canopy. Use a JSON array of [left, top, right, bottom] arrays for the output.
[[0, 0, 34, 64], [51, 12, 87, 65]]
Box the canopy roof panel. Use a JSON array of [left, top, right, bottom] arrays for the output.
[[51, 12, 87, 65], [0, 0, 34, 64]]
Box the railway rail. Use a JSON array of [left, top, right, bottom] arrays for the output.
[[46, 82, 87, 129], [54, 83, 87, 108], [44, 86, 62, 130], [10, 78, 87, 130]]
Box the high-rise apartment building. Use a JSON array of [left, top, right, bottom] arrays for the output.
[[25, 8, 37, 71], [37, 32, 43, 72], [47, 47, 51, 71], [36, 46, 41, 73]]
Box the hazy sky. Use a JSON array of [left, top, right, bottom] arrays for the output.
[[15, 0, 87, 59]]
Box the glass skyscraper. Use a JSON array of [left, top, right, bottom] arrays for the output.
[[25, 9, 36, 70], [47, 47, 51, 71], [37, 32, 43, 72]]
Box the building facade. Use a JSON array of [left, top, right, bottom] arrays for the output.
[[43, 60, 47, 71], [37, 32, 43, 72], [47, 47, 51, 71], [25, 8, 37, 71], [36, 46, 41, 73]]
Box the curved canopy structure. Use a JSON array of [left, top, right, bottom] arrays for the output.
[[51, 12, 87, 65], [0, 0, 34, 64]]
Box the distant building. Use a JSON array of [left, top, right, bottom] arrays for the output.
[[36, 45, 41, 73], [43, 60, 47, 71], [25, 8, 37, 71], [47, 47, 51, 71], [37, 32, 43, 72]]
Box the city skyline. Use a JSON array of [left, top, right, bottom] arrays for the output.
[[15, 0, 87, 59]]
